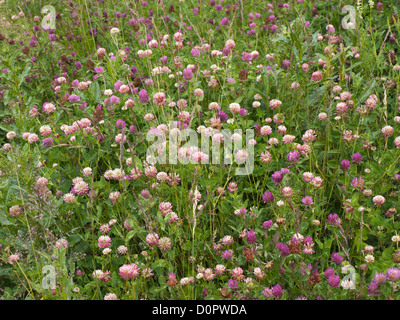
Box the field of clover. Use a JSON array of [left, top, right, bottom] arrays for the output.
[[1, 0, 400, 301]]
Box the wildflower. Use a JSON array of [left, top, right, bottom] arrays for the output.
[[331, 253, 343, 264], [262, 220, 273, 230], [381, 125, 394, 137], [180, 277, 194, 286], [302, 129, 317, 143], [282, 135, 295, 143], [260, 151, 272, 163], [231, 267, 244, 280], [74, 181, 89, 195], [386, 268, 400, 281], [260, 125, 272, 135], [326, 24, 335, 34], [365, 254, 375, 263], [83, 167, 92, 176], [158, 237, 171, 251], [392, 236, 400, 243], [39, 125, 52, 136], [242, 51, 252, 62], [324, 268, 335, 279], [367, 281, 380, 297], [229, 103, 241, 114], [302, 172, 314, 182], [302, 196, 313, 206], [63, 193, 75, 203], [98, 236, 111, 248], [43, 102, 56, 113], [278, 126, 287, 135], [312, 71, 322, 81], [228, 279, 238, 289], [110, 27, 120, 35], [364, 245, 374, 253], [167, 273, 178, 288], [262, 191, 274, 203], [282, 186, 293, 198], [119, 263, 140, 280], [28, 134, 39, 143], [269, 99, 282, 109], [272, 171, 283, 184], [276, 243, 290, 256], [146, 233, 159, 246], [6, 131, 16, 139], [327, 213, 341, 226], [249, 267, 264, 280], [55, 238, 68, 250], [115, 134, 126, 143], [194, 89, 204, 97], [182, 68, 193, 80], [272, 284, 283, 299], [350, 176, 365, 190], [246, 230, 257, 244], [104, 293, 118, 300], [372, 195, 385, 206], [203, 268, 215, 281], [68, 95, 80, 103], [99, 224, 110, 234], [341, 279, 355, 289], [222, 235, 233, 245], [109, 191, 121, 204], [42, 138, 54, 148], [395, 136, 400, 148], [318, 112, 327, 121], [215, 264, 226, 276], [262, 287, 273, 298], [281, 59, 290, 70], [235, 149, 248, 163], [287, 150, 300, 163], [373, 273, 386, 285], [221, 250, 233, 260], [363, 189, 373, 197], [303, 242, 315, 254], [351, 153, 362, 163], [227, 182, 238, 193], [276, 201, 285, 207], [9, 205, 22, 217], [340, 159, 351, 171], [116, 119, 126, 129], [9, 254, 20, 263]]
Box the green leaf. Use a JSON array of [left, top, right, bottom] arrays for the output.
[[315, 239, 324, 249], [152, 259, 168, 269], [125, 230, 137, 244], [0, 212, 15, 226], [351, 192, 359, 207]]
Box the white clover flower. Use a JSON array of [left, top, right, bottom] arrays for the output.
[[341, 279, 355, 289], [392, 235, 400, 243], [110, 27, 120, 35], [365, 254, 375, 263]]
